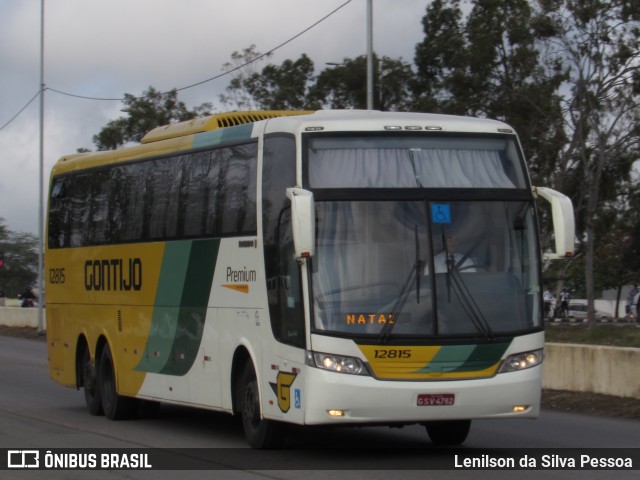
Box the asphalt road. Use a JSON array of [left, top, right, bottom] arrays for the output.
[[0, 335, 638, 479]]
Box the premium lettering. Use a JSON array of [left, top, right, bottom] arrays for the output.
[[226, 266, 257, 283], [84, 258, 142, 291]]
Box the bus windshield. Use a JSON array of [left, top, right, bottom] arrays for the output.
[[311, 200, 540, 338]]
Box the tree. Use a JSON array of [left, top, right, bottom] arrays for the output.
[[219, 45, 273, 110], [220, 48, 413, 111], [312, 56, 370, 109], [376, 57, 414, 111], [241, 54, 321, 110], [412, 0, 567, 189], [535, 0, 640, 323], [313, 55, 413, 111], [413, 0, 640, 318], [93, 87, 212, 150], [0, 218, 38, 298], [592, 186, 639, 317]]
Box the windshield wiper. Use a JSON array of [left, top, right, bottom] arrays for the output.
[[440, 227, 493, 340], [415, 225, 422, 303], [379, 226, 423, 344], [442, 228, 452, 302], [447, 265, 494, 340]]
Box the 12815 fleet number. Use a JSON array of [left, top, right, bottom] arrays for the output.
[[373, 349, 412, 359]]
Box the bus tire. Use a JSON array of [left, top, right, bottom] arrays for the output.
[[98, 343, 137, 420], [424, 420, 471, 446], [238, 363, 285, 449], [80, 347, 103, 416]]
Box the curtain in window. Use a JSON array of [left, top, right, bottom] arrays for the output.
[[308, 148, 516, 189]]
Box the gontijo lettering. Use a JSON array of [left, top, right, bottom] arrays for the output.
[[84, 258, 142, 291]]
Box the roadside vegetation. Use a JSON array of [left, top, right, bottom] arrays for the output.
[[545, 324, 640, 348]]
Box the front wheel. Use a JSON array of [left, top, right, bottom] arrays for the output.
[[238, 363, 286, 449], [424, 420, 471, 446]]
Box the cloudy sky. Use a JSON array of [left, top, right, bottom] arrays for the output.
[[0, 0, 430, 235]]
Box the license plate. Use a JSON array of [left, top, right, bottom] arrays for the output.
[[417, 393, 455, 406]]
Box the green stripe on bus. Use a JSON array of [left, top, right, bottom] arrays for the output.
[[156, 242, 192, 305], [448, 343, 509, 372], [135, 242, 191, 373], [136, 239, 219, 376], [161, 239, 219, 376], [416, 343, 509, 374]]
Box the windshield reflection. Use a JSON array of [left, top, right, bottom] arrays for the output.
[[311, 200, 540, 338]]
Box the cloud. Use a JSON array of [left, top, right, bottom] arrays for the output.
[[0, 0, 427, 234]]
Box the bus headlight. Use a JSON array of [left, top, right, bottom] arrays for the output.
[[306, 351, 369, 376], [498, 349, 543, 373]]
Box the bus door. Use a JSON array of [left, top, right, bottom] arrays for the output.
[[262, 206, 306, 423]]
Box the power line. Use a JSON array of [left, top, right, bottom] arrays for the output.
[[48, 0, 354, 101], [176, 0, 354, 93], [0, 0, 353, 131], [0, 90, 41, 133], [45, 87, 121, 101], [0, 1, 352, 130]]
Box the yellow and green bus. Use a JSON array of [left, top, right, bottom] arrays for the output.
[[46, 109, 574, 448]]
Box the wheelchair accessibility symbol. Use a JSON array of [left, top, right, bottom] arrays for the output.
[[431, 204, 451, 224]]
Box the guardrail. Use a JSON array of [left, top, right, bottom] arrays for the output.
[[0, 307, 638, 399]]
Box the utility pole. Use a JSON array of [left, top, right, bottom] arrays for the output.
[[366, 0, 374, 110], [38, 0, 45, 334]]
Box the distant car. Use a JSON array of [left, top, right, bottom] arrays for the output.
[[565, 303, 611, 323]]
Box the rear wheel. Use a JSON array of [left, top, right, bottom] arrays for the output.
[[425, 420, 471, 446], [81, 347, 103, 416], [238, 363, 286, 449], [98, 343, 137, 420]]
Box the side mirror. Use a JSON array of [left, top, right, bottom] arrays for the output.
[[286, 188, 315, 260], [533, 186, 575, 261]]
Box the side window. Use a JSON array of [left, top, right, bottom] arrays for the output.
[[47, 141, 258, 248], [122, 162, 147, 242], [182, 151, 216, 237], [262, 134, 304, 347], [87, 170, 109, 245], [148, 157, 178, 240], [70, 174, 92, 247], [262, 135, 296, 244], [48, 177, 71, 248], [179, 142, 257, 238], [275, 209, 305, 347], [215, 143, 258, 236]]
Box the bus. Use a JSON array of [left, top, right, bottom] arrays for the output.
[[45, 109, 574, 448]]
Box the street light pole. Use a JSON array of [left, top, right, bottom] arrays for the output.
[[366, 0, 374, 110], [38, 0, 45, 334]]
